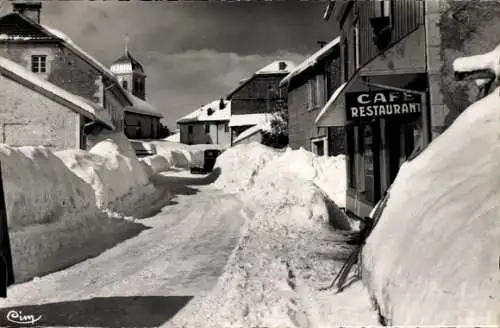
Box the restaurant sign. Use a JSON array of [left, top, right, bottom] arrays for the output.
[[345, 90, 422, 120]]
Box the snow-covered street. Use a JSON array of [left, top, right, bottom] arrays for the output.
[[0, 170, 246, 327]]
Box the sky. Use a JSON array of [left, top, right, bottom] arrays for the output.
[[9, 1, 338, 129]]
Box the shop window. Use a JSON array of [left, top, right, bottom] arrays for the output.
[[346, 125, 356, 188], [362, 124, 376, 203]]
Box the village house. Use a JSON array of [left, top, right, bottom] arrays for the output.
[[109, 50, 164, 140], [0, 55, 113, 150], [316, 0, 459, 218], [0, 2, 162, 149], [280, 38, 344, 156], [227, 60, 295, 144], [177, 99, 231, 147]]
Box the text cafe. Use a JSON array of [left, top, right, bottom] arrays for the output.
[[344, 90, 423, 217]]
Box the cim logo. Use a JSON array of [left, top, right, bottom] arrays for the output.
[[6, 310, 42, 325]]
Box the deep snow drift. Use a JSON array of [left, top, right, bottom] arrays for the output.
[[0, 141, 146, 283], [362, 88, 500, 325], [56, 132, 158, 217], [168, 143, 379, 327]]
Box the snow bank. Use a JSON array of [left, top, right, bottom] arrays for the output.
[[213, 142, 283, 193], [256, 148, 347, 208], [362, 87, 500, 325], [169, 200, 377, 328], [0, 144, 145, 282], [56, 132, 155, 215], [140, 140, 225, 171]]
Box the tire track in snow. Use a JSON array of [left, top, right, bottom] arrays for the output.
[[0, 182, 246, 309]]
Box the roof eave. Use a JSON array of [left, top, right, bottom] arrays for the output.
[[0, 66, 114, 130]]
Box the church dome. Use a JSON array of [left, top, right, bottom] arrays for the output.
[[110, 51, 145, 75]]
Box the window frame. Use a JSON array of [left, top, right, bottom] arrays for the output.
[[353, 18, 360, 69], [31, 55, 47, 74]]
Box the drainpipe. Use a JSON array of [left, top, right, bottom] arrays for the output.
[[361, 77, 430, 148]]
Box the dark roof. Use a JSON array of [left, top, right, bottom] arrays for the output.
[[111, 51, 144, 73], [0, 13, 55, 40]]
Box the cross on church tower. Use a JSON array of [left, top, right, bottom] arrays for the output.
[[124, 35, 130, 54]]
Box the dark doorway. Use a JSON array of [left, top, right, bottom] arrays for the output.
[[313, 139, 325, 156]]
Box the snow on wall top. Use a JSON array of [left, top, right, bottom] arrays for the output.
[[232, 121, 272, 144], [0, 55, 114, 129], [229, 113, 273, 127], [255, 60, 296, 75], [124, 92, 163, 118], [177, 99, 231, 123], [281, 36, 341, 86]]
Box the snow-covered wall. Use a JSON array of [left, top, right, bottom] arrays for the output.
[[361, 87, 500, 325]]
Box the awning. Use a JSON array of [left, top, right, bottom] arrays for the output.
[[315, 82, 348, 127]]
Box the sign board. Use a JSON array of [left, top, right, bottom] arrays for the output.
[[345, 90, 422, 121]]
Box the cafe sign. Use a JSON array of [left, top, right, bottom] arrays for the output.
[[345, 90, 422, 120]]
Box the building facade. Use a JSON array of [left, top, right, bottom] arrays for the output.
[[281, 38, 344, 156], [317, 0, 445, 218], [110, 51, 163, 140], [178, 99, 231, 147], [227, 60, 295, 143], [0, 3, 167, 148], [0, 56, 113, 150]]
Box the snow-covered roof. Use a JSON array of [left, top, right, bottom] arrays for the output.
[[229, 113, 273, 127], [281, 36, 341, 87], [124, 93, 163, 118], [165, 132, 180, 142], [315, 82, 348, 124], [232, 121, 272, 144], [0, 55, 114, 129], [255, 60, 296, 75], [177, 99, 231, 123], [41, 25, 117, 80]]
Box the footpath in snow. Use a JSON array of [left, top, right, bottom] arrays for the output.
[[167, 144, 380, 328], [0, 170, 245, 327]]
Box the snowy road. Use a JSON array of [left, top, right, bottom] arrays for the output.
[[0, 170, 245, 327]]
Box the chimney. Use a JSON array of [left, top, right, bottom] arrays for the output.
[[317, 41, 327, 48], [278, 61, 287, 71], [219, 98, 225, 110], [12, 1, 42, 24]]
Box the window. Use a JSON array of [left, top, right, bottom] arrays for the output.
[[307, 79, 319, 110], [122, 80, 128, 90], [343, 39, 349, 82], [353, 18, 360, 69], [188, 125, 193, 134], [346, 125, 356, 188], [375, 0, 392, 17], [224, 123, 229, 133], [31, 55, 47, 73], [205, 124, 210, 133], [311, 137, 327, 157]]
